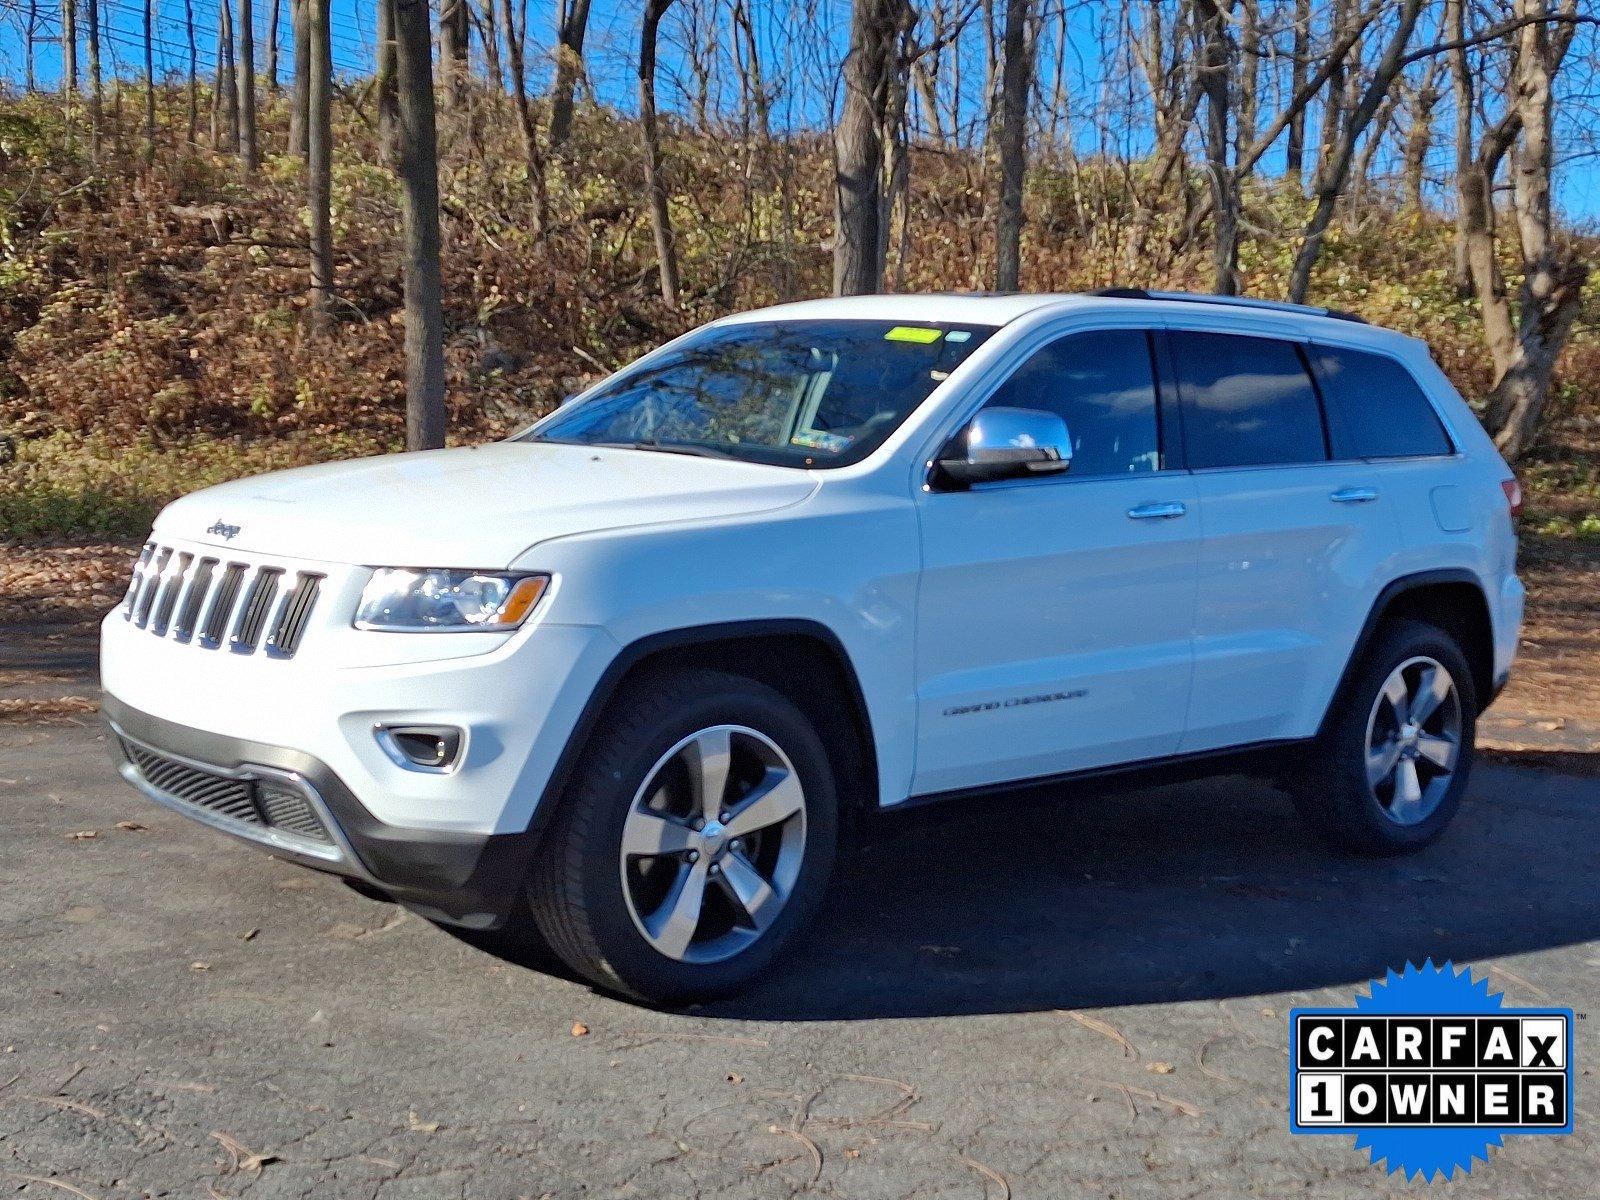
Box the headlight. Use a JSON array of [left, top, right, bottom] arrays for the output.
[[354, 569, 550, 632]]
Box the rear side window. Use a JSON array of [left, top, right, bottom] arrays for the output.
[[1168, 331, 1328, 469], [1314, 346, 1455, 459], [983, 330, 1162, 476]]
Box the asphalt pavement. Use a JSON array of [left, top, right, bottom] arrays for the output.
[[2, 718, 1597, 1198]]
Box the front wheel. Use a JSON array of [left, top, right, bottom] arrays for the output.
[[527, 668, 839, 1003], [1293, 618, 1477, 855]]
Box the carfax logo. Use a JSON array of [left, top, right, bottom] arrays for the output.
[[1289, 960, 1574, 1181]]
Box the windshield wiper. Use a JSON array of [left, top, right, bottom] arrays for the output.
[[588, 439, 737, 460]]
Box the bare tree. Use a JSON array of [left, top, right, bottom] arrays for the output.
[[213, 0, 239, 152], [86, 0, 101, 160], [1286, 0, 1310, 180], [501, 0, 549, 232], [305, 0, 335, 326], [1193, 0, 1236, 293], [1399, 59, 1442, 212], [1453, 0, 1589, 460], [267, 0, 282, 92], [238, 0, 259, 170], [476, 0, 504, 92], [1286, 0, 1423, 303], [289, 0, 310, 157], [393, 0, 448, 449], [61, 0, 77, 96], [835, 0, 906, 296], [439, 0, 470, 108], [548, 0, 594, 148], [185, 0, 199, 143], [640, 0, 681, 306], [994, 0, 1033, 291], [376, 0, 400, 166], [143, 0, 156, 164]]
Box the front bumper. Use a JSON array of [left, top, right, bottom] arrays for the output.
[[104, 695, 535, 927]]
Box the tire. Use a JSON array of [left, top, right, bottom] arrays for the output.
[[528, 667, 839, 1004], [1293, 617, 1477, 855]]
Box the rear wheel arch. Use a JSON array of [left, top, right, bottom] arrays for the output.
[[1325, 570, 1495, 733]]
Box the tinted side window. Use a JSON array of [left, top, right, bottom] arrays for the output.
[[1314, 346, 1455, 459], [985, 330, 1161, 476], [1169, 331, 1328, 469]]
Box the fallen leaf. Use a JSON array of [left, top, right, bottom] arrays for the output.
[[238, 928, 260, 942], [115, 820, 147, 832], [66, 830, 99, 840], [407, 1110, 441, 1133], [190, 961, 210, 972], [570, 1021, 589, 1037], [1147, 1061, 1174, 1075], [726, 1073, 743, 1084]]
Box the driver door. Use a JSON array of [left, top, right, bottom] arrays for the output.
[[910, 328, 1201, 796]]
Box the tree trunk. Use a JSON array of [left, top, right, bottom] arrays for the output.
[[439, 0, 471, 109], [393, 0, 448, 450], [376, 0, 400, 168], [289, 0, 310, 157], [237, 0, 259, 170], [1193, 0, 1236, 294], [215, 0, 239, 153], [640, 0, 681, 307], [477, 0, 503, 92], [994, 0, 1032, 291], [185, 0, 199, 143], [501, 0, 548, 233], [1286, 0, 1422, 304], [1285, 0, 1309, 181], [86, 0, 101, 161], [1484, 0, 1589, 460], [267, 0, 281, 92], [834, 0, 902, 296], [143, 0, 156, 164], [306, 0, 335, 327], [62, 0, 77, 95], [25, 0, 37, 91], [548, 0, 593, 148]]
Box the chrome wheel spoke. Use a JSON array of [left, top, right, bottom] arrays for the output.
[[646, 858, 711, 960], [621, 809, 697, 857], [1390, 757, 1425, 820], [724, 768, 804, 839], [1381, 671, 1409, 716], [1408, 666, 1451, 727], [718, 851, 782, 932], [1415, 733, 1457, 771], [1367, 739, 1402, 788], [683, 727, 733, 821]]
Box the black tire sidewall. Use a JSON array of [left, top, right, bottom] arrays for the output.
[[1313, 619, 1478, 853], [556, 672, 839, 1002]]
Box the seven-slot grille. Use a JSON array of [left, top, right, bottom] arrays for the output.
[[118, 737, 334, 845], [121, 544, 322, 657]]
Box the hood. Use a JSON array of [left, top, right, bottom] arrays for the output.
[[154, 442, 818, 566]]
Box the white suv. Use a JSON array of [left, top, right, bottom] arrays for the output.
[[102, 291, 1524, 1002]]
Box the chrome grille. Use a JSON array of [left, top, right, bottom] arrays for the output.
[[122, 544, 323, 659], [119, 737, 333, 846]]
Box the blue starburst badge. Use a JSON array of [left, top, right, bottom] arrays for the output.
[[1289, 961, 1574, 1181]]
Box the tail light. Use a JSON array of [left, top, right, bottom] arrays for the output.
[[1500, 477, 1523, 519]]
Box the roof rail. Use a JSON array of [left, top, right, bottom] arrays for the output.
[[1090, 287, 1367, 325]]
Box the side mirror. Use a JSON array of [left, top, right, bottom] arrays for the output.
[[935, 406, 1073, 487]]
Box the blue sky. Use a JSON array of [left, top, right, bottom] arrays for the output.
[[3, 0, 1597, 221]]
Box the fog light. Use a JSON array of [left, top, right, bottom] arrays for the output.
[[376, 725, 464, 773]]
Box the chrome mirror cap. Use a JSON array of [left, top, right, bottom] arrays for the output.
[[936, 406, 1073, 486]]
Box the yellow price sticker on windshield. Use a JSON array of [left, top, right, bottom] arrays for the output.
[[884, 326, 943, 344]]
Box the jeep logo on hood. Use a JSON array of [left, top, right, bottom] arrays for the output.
[[206, 520, 242, 541]]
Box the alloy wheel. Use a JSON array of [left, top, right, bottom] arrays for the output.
[[1364, 655, 1463, 827], [619, 725, 808, 963]]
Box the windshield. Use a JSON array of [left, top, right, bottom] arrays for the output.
[[523, 319, 997, 468]]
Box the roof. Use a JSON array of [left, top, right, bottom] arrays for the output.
[[716, 290, 1418, 346]]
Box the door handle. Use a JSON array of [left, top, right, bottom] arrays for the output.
[[1330, 486, 1379, 504], [1127, 501, 1188, 520]]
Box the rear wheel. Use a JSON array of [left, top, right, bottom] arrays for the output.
[[527, 668, 838, 1003], [1293, 618, 1477, 855]]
